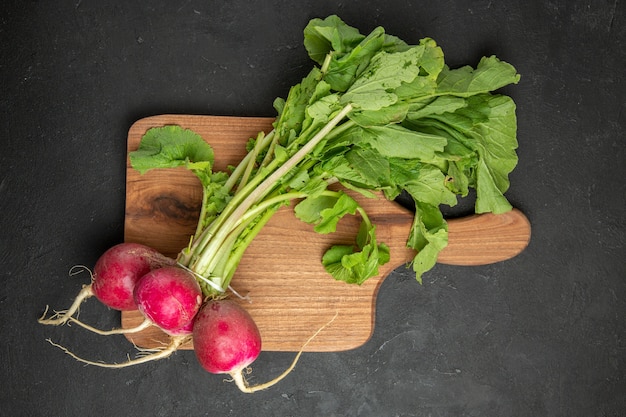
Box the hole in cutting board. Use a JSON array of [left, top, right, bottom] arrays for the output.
[[393, 188, 478, 219]]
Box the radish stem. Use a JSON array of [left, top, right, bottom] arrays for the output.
[[188, 104, 353, 293]]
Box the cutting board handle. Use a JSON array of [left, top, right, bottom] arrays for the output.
[[341, 191, 531, 273], [439, 208, 531, 265]]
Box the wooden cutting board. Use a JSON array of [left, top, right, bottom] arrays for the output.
[[122, 114, 531, 352]]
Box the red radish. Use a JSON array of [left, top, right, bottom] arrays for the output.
[[192, 299, 336, 393], [166, 318, 195, 336], [45, 265, 204, 368], [92, 243, 173, 310], [40, 245, 203, 368], [193, 299, 262, 375], [39, 242, 173, 326], [133, 266, 203, 335]]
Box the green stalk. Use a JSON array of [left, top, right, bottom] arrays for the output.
[[224, 129, 275, 193], [237, 131, 265, 193], [193, 186, 211, 239], [190, 103, 354, 276], [216, 187, 353, 292], [259, 130, 280, 169], [219, 206, 279, 290], [321, 117, 356, 142], [320, 52, 332, 74], [236, 191, 307, 226], [226, 104, 354, 220], [185, 156, 285, 266], [198, 216, 253, 289], [178, 132, 278, 268], [196, 191, 302, 279]]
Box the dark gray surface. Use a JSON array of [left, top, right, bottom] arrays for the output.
[[2, 1, 625, 416]]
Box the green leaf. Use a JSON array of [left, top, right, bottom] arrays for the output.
[[349, 101, 410, 127], [286, 168, 311, 190], [130, 125, 215, 174], [322, 26, 386, 92], [436, 55, 521, 97], [467, 95, 518, 213], [316, 193, 359, 233], [428, 94, 518, 213], [389, 159, 458, 207], [407, 201, 449, 283], [345, 147, 392, 188], [198, 172, 232, 230], [341, 45, 429, 110], [445, 158, 472, 196], [403, 78, 519, 215], [303, 15, 366, 65], [392, 38, 445, 101], [293, 194, 332, 224], [294, 192, 358, 234], [274, 67, 324, 143], [381, 33, 411, 53], [304, 93, 341, 128], [407, 95, 467, 120], [294, 174, 329, 197], [322, 222, 390, 284], [320, 245, 355, 281], [358, 124, 448, 162], [317, 153, 379, 192]]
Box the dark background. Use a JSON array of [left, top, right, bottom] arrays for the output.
[[2, 1, 624, 416]]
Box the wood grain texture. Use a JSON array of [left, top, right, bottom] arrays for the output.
[[122, 115, 531, 352]]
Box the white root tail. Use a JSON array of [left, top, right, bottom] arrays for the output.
[[38, 284, 94, 326], [230, 311, 339, 393], [65, 316, 153, 336], [46, 335, 190, 368], [228, 285, 251, 303]]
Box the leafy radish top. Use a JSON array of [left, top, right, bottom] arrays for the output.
[[129, 15, 520, 296]]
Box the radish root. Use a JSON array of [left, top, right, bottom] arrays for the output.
[[230, 311, 339, 393], [65, 316, 153, 336], [45, 334, 191, 368], [228, 285, 251, 303], [38, 284, 94, 326]]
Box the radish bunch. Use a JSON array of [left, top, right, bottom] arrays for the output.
[[39, 243, 202, 366], [39, 15, 520, 393], [39, 242, 317, 392]]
